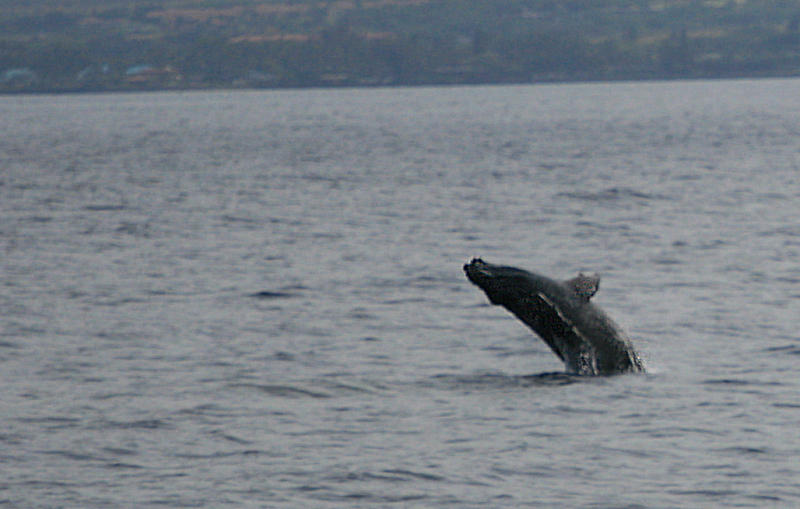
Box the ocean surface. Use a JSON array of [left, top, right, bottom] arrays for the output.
[[2, 79, 799, 508]]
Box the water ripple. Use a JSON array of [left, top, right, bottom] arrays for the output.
[[228, 383, 331, 399]]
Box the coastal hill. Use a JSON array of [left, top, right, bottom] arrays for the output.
[[3, 0, 800, 92]]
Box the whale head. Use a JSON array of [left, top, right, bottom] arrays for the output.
[[463, 258, 547, 306]]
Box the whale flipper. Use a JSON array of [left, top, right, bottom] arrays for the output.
[[523, 292, 598, 374]]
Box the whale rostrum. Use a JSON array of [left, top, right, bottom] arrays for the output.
[[464, 258, 644, 375]]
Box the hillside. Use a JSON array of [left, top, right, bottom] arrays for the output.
[[3, 0, 800, 92]]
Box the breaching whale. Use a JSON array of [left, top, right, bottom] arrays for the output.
[[464, 258, 644, 375]]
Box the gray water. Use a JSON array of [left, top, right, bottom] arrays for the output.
[[2, 79, 799, 508]]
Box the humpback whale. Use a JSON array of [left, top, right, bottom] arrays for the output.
[[464, 258, 644, 375]]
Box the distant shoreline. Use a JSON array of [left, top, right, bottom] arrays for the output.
[[4, 70, 800, 96], [6, 1, 800, 96]]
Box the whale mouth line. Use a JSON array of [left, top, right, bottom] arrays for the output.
[[463, 257, 493, 280]]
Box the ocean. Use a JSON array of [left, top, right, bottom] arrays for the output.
[[2, 79, 799, 507]]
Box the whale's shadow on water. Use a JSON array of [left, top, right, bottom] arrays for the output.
[[427, 371, 592, 390]]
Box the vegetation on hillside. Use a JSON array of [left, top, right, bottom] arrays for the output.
[[2, 0, 800, 92]]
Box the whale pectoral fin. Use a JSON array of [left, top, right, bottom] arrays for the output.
[[566, 273, 600, 301], [515, 292, 591, 369]]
